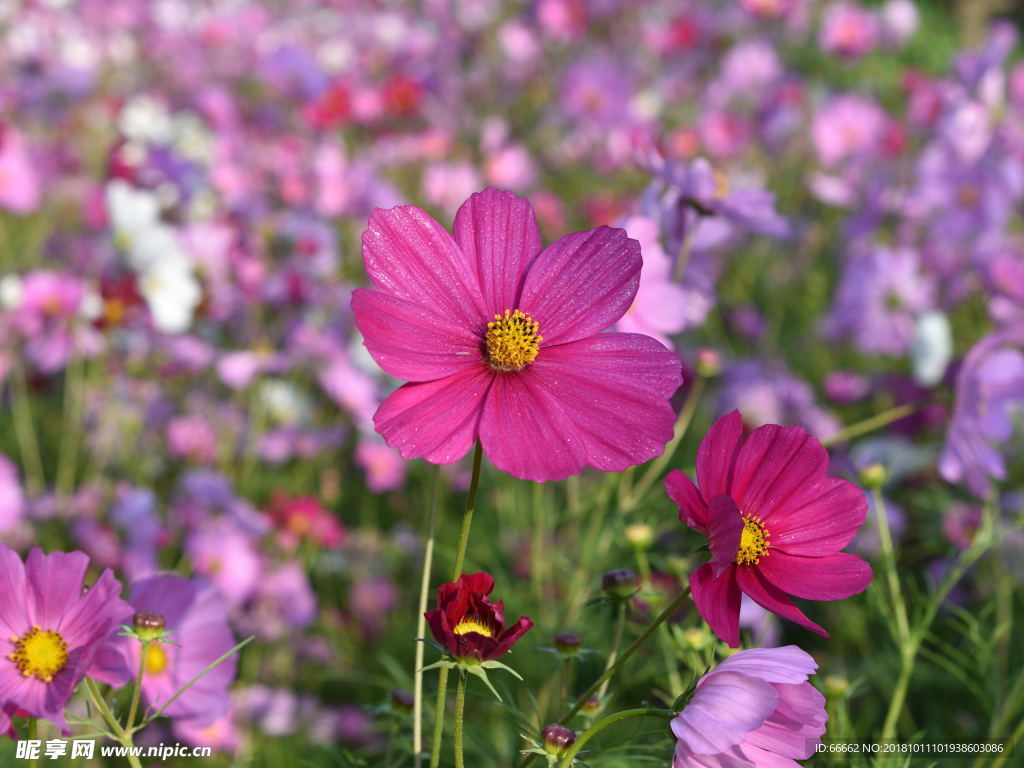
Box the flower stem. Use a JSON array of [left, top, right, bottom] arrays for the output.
[[596, 602, 627, 704], [414, 466, 441, 768], [430, 441, 484, 768], [821, 402, 917, 447], [126, 640, 149, 735], [454, 670, 467, 768], [872, 490, 911, 645], [27, 716, 37, 768], [84, 678, 143, 768], [451, 441, 483, 580], [9, 357, 45, 494], [623, 377, 704, 511], [557, 708, 672, 768], [559, 587, 690, 724]]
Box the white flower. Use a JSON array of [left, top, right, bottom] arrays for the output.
[[911, 310, 953, 387], [140, 253, 201, 334]]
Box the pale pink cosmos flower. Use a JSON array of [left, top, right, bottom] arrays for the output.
[[0, 125, 41, 214], [615, 215, 691, 346], [672, 645, 827, 767], [820, 2, 880, 59], [351, 188, 682, 482]]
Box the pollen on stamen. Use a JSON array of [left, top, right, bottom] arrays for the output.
[[484, 308, 543, 371], [735, 514, 771, 566]]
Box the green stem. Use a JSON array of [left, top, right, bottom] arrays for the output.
[[560, 587, 691, 724], [451, 441, 483, 580], [624, 377, 704, 511], [137, 636, 254, 727], [9, 358, 45, 494], [84, 678, 143, 768], [414, 467, 441, 768], [557, 708, 672, 768], [596, 602, 627, 703], [27, 716, 37, 768], [126, 640, 149, 735], [430, 442, 485, 768], [821, 403, 917, 448], [972, 713, 1024, 768], [454, 670, 467, 768], [872, 490, 910, 645], [429, 667, 449, 768]]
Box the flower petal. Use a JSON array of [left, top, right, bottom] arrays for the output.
[[494, 616, 534, 657], [0, 545, 29, 637], [730, 424, 830, 521], [735, 566, 828, 638], [758, 552, 872, 601], [713, 646, 818, 683], [478, 370, 587, 482], [452, 188, 542, 317], [352, 289, 482, 382], [690, 563, 742, 648], [26, 548, 88, 629], [671, 670, 778, 755], [696, 410, 744, 501], [519, 226, 641, 345], [666, 470, 709, 534], [770, 478, 867, 556], [498, 334, 679, 477], [361, 204, 486, 327], [707, 495, 743, 578], [374, 368, 494, 465]]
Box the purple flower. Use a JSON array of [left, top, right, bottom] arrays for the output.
[[824, 245, 935, 356], [121, 575, 237, 725], [0, 546, 132, 732], [718, 359, 840, 440], [940, 325, 1024, 497], [671, 645, 826, 767]]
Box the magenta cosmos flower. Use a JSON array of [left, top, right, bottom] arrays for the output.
[[672, 645, 827, 767], [666, 411, 872, 647], [351, 188, 682, 482], [0, 545, 132, 732]]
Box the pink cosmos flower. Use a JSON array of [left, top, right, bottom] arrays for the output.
[[351, 188, 682, 482], [0, 546, 132, 732], [0, 125, 41, 214], [665, 411, 872, 647], [671, 645, 827, 767]]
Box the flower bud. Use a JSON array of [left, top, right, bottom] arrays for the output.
[[580, 695, 603, 718], [859, 463, 887, 488], [542, 724, 577, 755], [132, 611, 166, 641], [601, 568, 638, 599], [824, 675, 850, 697], [624, 523, 653, 550], [554, 632, 582, 656], [695, 348, 722, 378], [390, 689, 414, 712]]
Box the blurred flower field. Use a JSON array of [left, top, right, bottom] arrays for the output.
[[0, 0, 1022, 766]]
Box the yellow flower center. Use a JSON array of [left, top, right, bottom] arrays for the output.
[[8, 626, 69, 682], [485, 309, 542, 371], [735, 515, 771, 566], [144, 643, 169, 676], [713, 169, 730, 199], [453, 618, 495, 638]]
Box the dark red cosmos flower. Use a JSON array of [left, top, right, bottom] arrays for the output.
[[425, 573, 533, 662]]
